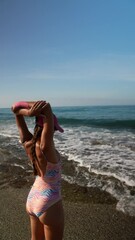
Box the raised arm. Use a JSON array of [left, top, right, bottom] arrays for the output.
[[12, 100, 46, 116], [11, 100, 46, 144], [39, 103, 54, 153], [14, 115, 33, 144]]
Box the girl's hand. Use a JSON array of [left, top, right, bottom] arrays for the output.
[[28, 101, 47, 117]]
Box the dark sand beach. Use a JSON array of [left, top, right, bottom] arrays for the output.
[[0, 179, 135, 240], [0, 152, 135, 240]]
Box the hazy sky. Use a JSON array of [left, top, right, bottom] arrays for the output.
[[0, 0, 135, 107]]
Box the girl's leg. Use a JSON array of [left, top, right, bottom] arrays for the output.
[[39, 201, 64, 240], [44, 223, 64, 240], [39, 200, 64, 240], [29, 215, 45, 240]]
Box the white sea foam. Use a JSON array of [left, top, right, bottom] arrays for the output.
[[117, 196, 135, 216], [10, 163, 25, 169], [89, 168, 135, 187], [0, 132, 19, 138], [55, 127, 135, 184]]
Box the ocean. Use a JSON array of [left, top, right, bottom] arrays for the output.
[[0, 105, 135, 216]]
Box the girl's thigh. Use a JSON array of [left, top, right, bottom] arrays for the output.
[[39, 200, 64, 240], [29, 214, 45, 240], [44, 224, 64, 240]]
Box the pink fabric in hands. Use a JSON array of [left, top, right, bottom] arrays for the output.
[[53, 114, 64, 133], [14, 101, 29, 109]]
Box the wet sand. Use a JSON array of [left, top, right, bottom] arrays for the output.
[[0, 180, 135, 240]]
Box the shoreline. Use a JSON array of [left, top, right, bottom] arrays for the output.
[[0, 180, 135, 240], [0, 153, 135, 239]]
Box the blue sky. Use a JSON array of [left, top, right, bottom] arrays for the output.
[[0, 0, 135, 107]]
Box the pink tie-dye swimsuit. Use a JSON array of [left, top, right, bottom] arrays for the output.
[[26, 160, 62, 217]]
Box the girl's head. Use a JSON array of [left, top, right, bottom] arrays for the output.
[[35, 114, 64, 133]]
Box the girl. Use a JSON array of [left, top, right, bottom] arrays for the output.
[[12, 100, 64, 240]]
